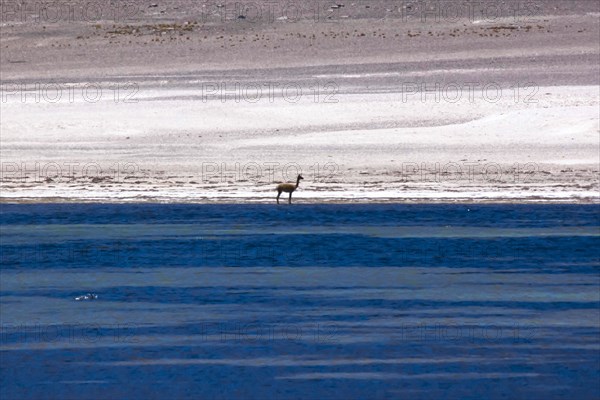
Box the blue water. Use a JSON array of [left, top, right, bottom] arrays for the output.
[[1, 204, 599, 399]]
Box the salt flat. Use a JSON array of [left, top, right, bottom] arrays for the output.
[[1, 85, 598, 202], [1, 0, 599, 203]]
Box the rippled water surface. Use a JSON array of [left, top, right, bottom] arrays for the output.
[[1, 204, 599, 399]]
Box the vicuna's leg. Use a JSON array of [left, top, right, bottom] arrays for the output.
[[277, 190, 281, 204], [289, 192, 292, 204]]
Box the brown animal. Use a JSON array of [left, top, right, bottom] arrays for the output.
[[276, 174, 304, 204]]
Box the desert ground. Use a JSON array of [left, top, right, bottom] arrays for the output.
[[1, 0, 599, 203]]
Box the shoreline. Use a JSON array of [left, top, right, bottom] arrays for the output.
[[3, 197, 599, 205]]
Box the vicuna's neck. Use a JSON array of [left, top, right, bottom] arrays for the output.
[[296, 177, 301, 187]]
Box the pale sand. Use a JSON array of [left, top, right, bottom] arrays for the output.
[[2, 85, 598, 203], [1, 1, 599, 203]]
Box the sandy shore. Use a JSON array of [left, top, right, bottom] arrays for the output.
[[1, 0, 599, 203]]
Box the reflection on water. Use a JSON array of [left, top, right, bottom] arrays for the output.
[[1, 204, 599, 399]]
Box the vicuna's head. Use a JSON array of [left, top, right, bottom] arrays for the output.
[[298, 174, 304, 180]]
